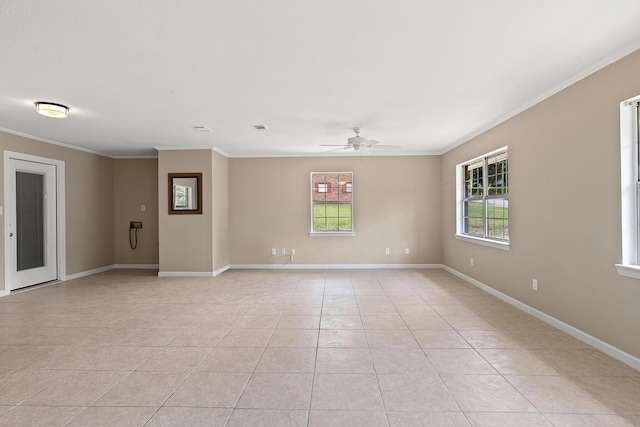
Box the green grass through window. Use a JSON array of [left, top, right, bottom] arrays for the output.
[[313, 203, 352, 231], [464, 200, 509, 240]]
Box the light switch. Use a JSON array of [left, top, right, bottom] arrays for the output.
[[141, 205, 146, 212]]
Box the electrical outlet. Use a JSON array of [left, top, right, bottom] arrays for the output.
[[532, 279, 538, 291], [470, 257, 474, 266], [271, 248, 276, 256], [405, 248, 410, 255], [129, 221, 142, 229], [141, 204, 146, 212], [291, 249, 296, 255], [385, 248, 390, 255]]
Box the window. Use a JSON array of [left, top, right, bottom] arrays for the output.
[[173, 185, 191, 208], [456, 147, 509, 248], [616, 96, 640, 279], [311, 172, 354, 235]]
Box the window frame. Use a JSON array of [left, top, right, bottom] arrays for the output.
[[616, 96, 640, 279], [310, 171, 355, 237], [456, 146, 510, 250]]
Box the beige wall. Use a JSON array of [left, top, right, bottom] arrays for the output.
[[158, 150, 214, 273], [114, 159, 159, 265], [212, 151, 229, 271], [442, 49, 640, 358], [229, 156, 442, 265], [0, 131, 114, 290]]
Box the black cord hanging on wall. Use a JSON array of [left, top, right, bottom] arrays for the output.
[[129, 222, 143, 249]]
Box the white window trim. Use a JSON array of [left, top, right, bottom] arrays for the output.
[[309, 231, 356, 237], [310, 171, 355, 236], [455, 233, 510, 251], [616, 96, 640, 279], [456, 146, 510, 249], [615, 263, 640, 280]]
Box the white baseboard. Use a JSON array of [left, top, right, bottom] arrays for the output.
[[214, 265, 230, 276], [64, 265, 115, 281], [60, 263, 436, 281], [443, 265, 640, 372], [114, 264, 159, 269], [156, 265, 229, 278], [65, 264, 159, 281], [230, 263, 443, 270], [0, 290, 9, 298], [158, 271, 213, 277]]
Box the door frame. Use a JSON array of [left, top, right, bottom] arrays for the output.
[[3, 151, 66, 295]]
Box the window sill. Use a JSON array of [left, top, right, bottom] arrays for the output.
[[615, 264, 640, 279], [310, 232, 356, 237], [455, 234, 510, 251]]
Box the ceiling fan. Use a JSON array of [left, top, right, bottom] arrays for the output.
[[320, 127, 400, 151]]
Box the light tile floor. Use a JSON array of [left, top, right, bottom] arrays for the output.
[[0, 268, 639, 426]]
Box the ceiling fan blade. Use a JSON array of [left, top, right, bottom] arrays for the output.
[[321, 147, 351, 153], [363, 140, 381, 145], [319, 144, 349, 147], [369, 144, 401, 149]]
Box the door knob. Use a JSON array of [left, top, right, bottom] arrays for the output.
[[9, 233, 13, 237]]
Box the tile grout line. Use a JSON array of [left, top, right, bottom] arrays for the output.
[[305, 273, 325, 427], [369, 273, 393, 427]]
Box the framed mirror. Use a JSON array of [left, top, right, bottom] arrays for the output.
[[168, 173, 202, 214]]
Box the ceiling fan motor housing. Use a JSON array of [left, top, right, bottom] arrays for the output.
[[348, 136, 366, 146]]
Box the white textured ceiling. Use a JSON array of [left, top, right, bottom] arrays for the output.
[[1, 1, 640, 158]]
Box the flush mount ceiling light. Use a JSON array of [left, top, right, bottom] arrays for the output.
[[34, 102, 69, 118]]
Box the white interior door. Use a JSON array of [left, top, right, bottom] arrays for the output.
[[6, 158, 58, 290]]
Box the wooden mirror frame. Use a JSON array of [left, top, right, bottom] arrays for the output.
[[168, 172, 203, 214]]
